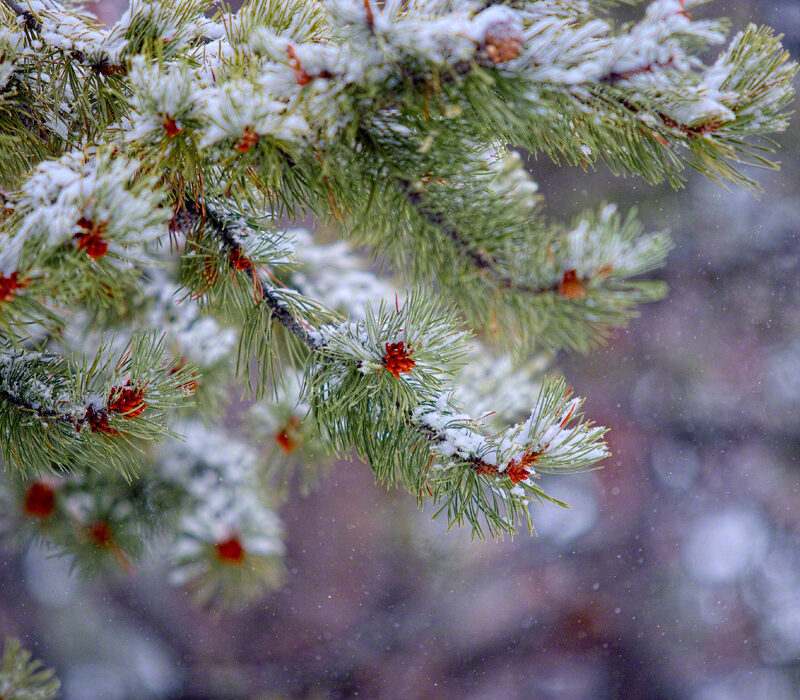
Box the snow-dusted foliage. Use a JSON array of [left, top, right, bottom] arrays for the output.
[[0, 0, 794, 603], [162, 422, 284, 604]]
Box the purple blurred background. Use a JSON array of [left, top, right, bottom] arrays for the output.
[[1, 1, 799, 697]]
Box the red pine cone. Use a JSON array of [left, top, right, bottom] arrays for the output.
[[275, 415, 302, 453], [0, 271, 29, 305], [229, 247, 252, 271], [383, 341, 416, 379], [235, 127, 260, 153], [162, 114, 183, 137], [89, 521, 113, 547], [107, 383, 147, 419], [23, 482, 56, 518], [74, 217, 109, 259], [484, 20, 523, 64], [505, 450, 541, 484], [215, 536, 246, 564], [85, 404, 119, 436], [558, 269, 587, 299]]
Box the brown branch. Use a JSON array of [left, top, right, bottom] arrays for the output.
[[413, 412, 540, 486], [396, 178, 567, 297], [1, 0, 126, 75], [0, 0, 41, 31], [0, 386, 76, 426], [177, 198, 322, 350], [598, 57, 679, 85]]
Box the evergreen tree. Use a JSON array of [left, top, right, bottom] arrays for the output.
[[0, 0, 794, 604]]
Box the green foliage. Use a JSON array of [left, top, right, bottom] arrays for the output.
[[120, 0, 212, 58], [224, 0, 329, 47], [178, 198, 334, 395], [0, 30, 59, 188], [459, 30, 796, 191], [420, 377, 608, 539], [0, 150, 170, 338], [0, 638, 59, 700], [0, 0, 795, 606], [326, 124, 673, 351], [307, 291, 468, 489], [1, 466, 186, 577], [0, 331, 196, 477]]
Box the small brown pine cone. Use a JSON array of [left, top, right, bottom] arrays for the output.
[[484, 21, 523, 64]]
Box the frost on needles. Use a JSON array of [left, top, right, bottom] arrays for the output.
[[0, 0, 795, 604]]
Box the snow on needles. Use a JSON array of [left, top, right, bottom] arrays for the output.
[[160, 421, 284, 587], [2, 151, 168, 276]]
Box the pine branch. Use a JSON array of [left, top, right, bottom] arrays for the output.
[[398, 176, 570, 298], [336, 130, 671, 352], [171, 194, 335, 396], [0, 0, 793, 586], [0, 331, 197, 475], [305, 291, 608, 537], [0, 637, 59, 700], [168, 200, 609, 537], [180, 198, 321, 349], [0, 385, 76, 426], [397, 177, 515, 285], [0, 0, 41, 31]]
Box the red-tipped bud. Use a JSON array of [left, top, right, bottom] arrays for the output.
[[383, 341, 416, 379], [215, 536, 246, 564], [23, 482, 56, 518]]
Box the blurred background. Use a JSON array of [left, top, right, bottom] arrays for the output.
[[2, 0, 799, 697]]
